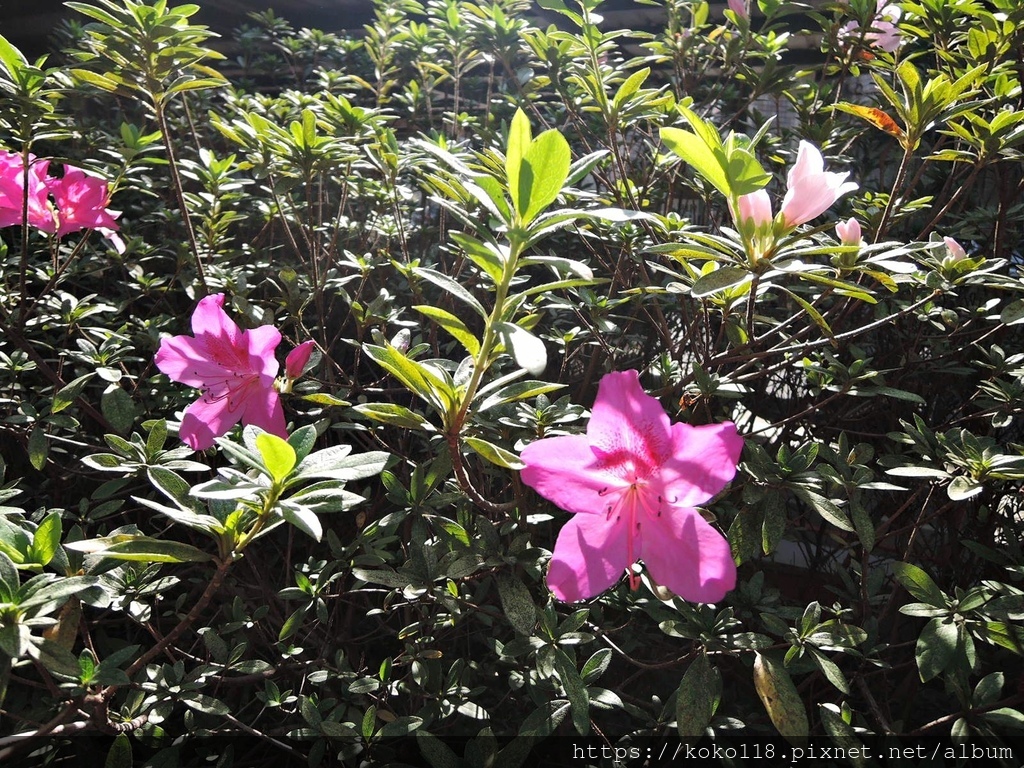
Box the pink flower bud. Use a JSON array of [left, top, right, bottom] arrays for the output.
[[727, 0, 748, 20], [285, 340, 316, 381], [735, 189, 773, 230], [836, 218, 862, 246], [943, 236, 966, 259]]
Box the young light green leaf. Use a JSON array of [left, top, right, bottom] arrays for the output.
[[256, 432, 296, 484], [521, 129, 571, 223], [506, 108, 532, 216], [661, 127, 730, 199]]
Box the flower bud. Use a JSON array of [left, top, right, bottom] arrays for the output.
[[836, 217, 862, 246], [735, 189, 773, 230], [943, 236, 966, 260], [727, 0, 748, 20], [285, 340, 316, 381]]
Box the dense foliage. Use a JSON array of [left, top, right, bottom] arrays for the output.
[[2, 0, 1024, 765]]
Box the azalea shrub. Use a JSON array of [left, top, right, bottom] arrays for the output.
[[1, 0, 1024, 765]]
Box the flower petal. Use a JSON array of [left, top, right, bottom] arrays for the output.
[[245, 324, 283, 378], [520, 434, 626, 515], [547, 511, 630, 602], [586, 370, 672, 477], [655, 421, 744, 507], [154, 334, 226, 387], [191, 294, 241, 347], [179, 392, 243, 451], [640, 505, 736, 603], [242, 382, 287, 438]]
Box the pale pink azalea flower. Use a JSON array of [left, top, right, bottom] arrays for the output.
[[842, 0, 902, 53], [943, 236, 966, 259], [836, 217, 862, 245], [520, 370, 742, 603], [727, 0, 748, 20], [49, 167, 125, 254], [734, 188, 773, 230], [780, 141, 858, 228], [154, 294, 286, 450], [0, 150, 57, 233]]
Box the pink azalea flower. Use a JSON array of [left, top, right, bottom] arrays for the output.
[[154, 294, 286, 450], [780, 141, 858, 229], [734, 188, 773, 230], [520, 370, 743, 603], [842, 0, 902, 53], [943, 236, 966, 259], [0, 150, 57, 233], [836, 217, 862, 245], [49, 166, 125, 254]]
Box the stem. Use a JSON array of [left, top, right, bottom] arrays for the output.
[[874, 145, 914, 242], [915, 161, 983, 240], [111, 556, 232, 687], [155, 98, 208, 294]]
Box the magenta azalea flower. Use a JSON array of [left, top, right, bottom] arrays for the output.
[[780, 141, 858, 228], [154, 294, 287, 450], [520, 370, 743, 603], [49, 167, 125, 253], [0, 151, 56, 233]]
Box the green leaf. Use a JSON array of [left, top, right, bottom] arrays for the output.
[[676, 652, 720, 741], [364, 342, 456, 415], [52, 373, 95, 414], [101, 387, 137, 434], [414, 305, 481, 356], [293, 447, 388, 484], [256, 432, 296, 484], [464, 437, 525, 470], [819, 705, 869, 768], [417, 730, 461, 768], [496, 572, 535, 635], [792, 487, 853, 532], [28, 426, 47, 471], [892, 562, 946, 606], [496, 322, 547, 376], [521, 129, 571, 223], [552, 648, 589, 735], [691, 266, 752, 298], [0, 551, 19, 602], [661, 127, 730, 198], [948, 475, 983, 501], [352, 403, 435, 431], [413, 266, 487, 319], [184, 694, 230, 716], [999, 298, 1024, 325], [0, 33, 28, 76], [753, 652, 809, 745], [70, 68, 121, 93], [30, 512, 62, 567], [580, 648, 612, 684], [104, 734, 132, 768], [916, 616, 958, 682], [506, 108, 532, 217], [282, 504, 323, 542], [79, 536, 213, 564]]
